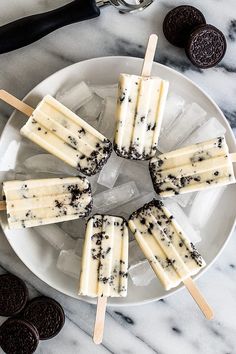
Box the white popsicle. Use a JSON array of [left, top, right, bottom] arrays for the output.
[[2, 177, 92, 229]]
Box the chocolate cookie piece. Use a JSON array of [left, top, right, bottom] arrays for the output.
[[0, 273, 28, 317], [22, 296, 65, 340], [186, 24, 227, 68], [163, 5, 206, 47], [0, 318, 39, 354]]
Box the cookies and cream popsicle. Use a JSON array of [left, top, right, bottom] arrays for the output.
[[20, 95, 112, 176], [114, 35, 169, 160], [129, 199, 205, 290], [129, 199, 213, 319], [79, 214, 129, 297], [79, 214, 129, 344], [150, 137, 236, 197], [2, 177, 92, 229]]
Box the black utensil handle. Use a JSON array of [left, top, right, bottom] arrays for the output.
[[0, 0, 100, 54]]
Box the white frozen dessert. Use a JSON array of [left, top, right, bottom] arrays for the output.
[[79, 214, 129, 297], [128, 199, 205, 291], [20, 95, 112, 176], [2, 177, 92, 229], [150, 137, 235, 197], [114, 74, 169, 160]]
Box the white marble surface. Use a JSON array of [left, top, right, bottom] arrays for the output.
[[0, 1, 236, 353]]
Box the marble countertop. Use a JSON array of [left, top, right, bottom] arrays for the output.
[[0, 1, 236, 353]]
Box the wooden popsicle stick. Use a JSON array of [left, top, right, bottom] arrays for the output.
[[141, 34, 158, 77], [183, 277, 214, 320], [0, 201, 6, 211], [93, 296, 107, 345], [0, 89, 34, 117], [231, 153, 236, 163]]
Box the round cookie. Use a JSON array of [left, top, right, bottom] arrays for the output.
[[22, 296, 65, 340], [0, 318, 39, 354], [163, 5, 206, 47], [186, 24, 227, 68], [0, 273, 28, 316]]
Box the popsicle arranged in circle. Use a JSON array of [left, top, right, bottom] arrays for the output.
[[128, 199, 213, 320], [0, 90, 112, 176], [149, 137, 236, 197], [0, 177, 92, 229], [114, 34, 169, 160], [79, 214, 129, 344]]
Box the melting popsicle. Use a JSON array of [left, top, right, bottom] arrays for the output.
[[1, 177, 92, 229], [79, 214, 129, 344], [129, 199, 213, 319], [114, 34, 169, 160], [149, 137, 236, 197]]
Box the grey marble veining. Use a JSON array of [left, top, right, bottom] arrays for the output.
[[0, 1, 236, 353]]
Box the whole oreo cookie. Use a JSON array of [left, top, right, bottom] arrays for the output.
[[0, 273, 28, 316], [0, 318, 39, 354], [186, 24, 227, 68], [163, 5, 206, 47], [22, 296, 65, 340]]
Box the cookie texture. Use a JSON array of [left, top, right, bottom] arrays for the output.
[[186, 24, 227, 68], [0, 318, 39, 354], [22, 296, 65, 340], [163, 5, 206, 47], [0, 273, 28, 317]]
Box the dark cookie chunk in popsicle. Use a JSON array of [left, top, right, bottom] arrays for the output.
[[22, 296, 65, 340], [163, 5, 206, 47], [0, 273, 28, 317], [186, 24, 227, 68], [0, 318, 39, 354]]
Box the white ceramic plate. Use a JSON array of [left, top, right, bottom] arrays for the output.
[[0, 57, 236, 306]]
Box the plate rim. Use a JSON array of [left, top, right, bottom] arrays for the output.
[[1, 55, 236, 307]]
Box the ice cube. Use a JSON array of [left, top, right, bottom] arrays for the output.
[[88, 174, 98, 194], [181, 117, 226, 147], [189, 186, 226, 229], [35, 224, 76, 250], [97, 97, 117, 139], [164, 199, 201, 243], [129, 260, 155, 286], [111, 191, 156, 218], [171, 193, 196, 208], [97, 152, 124, 189], [93, 181, 140, 213], [118, 160, 153, 192], [90, 84, 118, 99], [75, 238, 84, 257], [158, 103, 207, 152], [0, 140, 20, 171], [56, 81, 93, 112], [57, 249, 81, 279], [77, 93, 104, 122], [59, 219, 86, 239], [23, 154, 78, 176], [161, 93, 185, 132], [129, 240, 146, 267]]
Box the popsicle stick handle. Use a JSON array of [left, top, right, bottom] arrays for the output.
[[0, 89, 34, 117], [141, 34, 158, 77], [183, 277, 214, 320], [0, 201, 6, 211], [231, 153, 236, 163], [93, 296, 107, 345]]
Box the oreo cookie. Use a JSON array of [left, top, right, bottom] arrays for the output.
[[0, 273, 28, 316], [0, 318, 39, 354], [186, 24, 227, 68], [163, 5, 206, 47], [22, 296, 65, 340]]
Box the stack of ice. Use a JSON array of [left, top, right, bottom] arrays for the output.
[[16, 80, 228, 287]]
